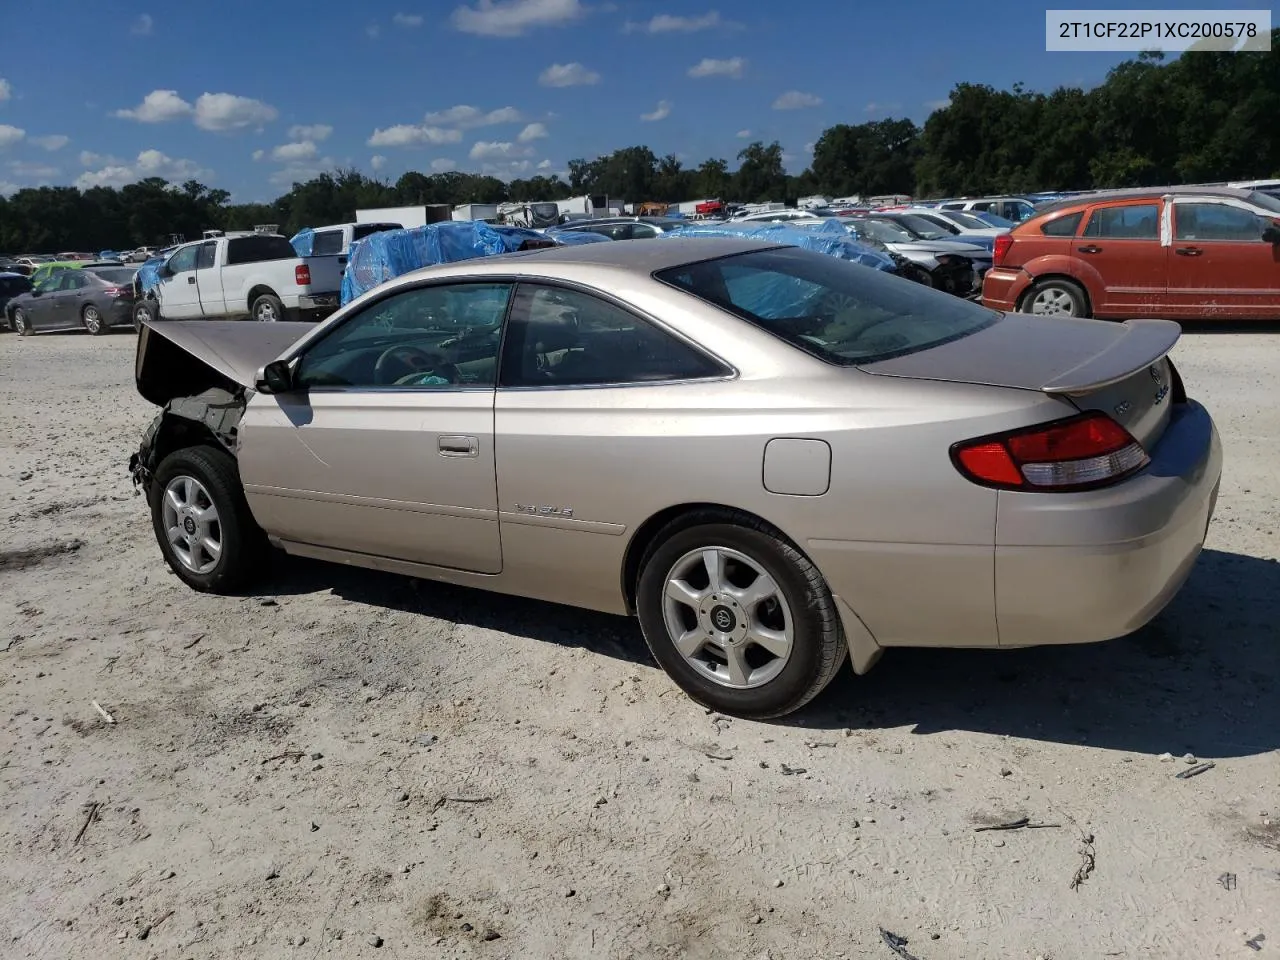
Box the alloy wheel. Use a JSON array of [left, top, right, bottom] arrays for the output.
[[161, 475, 223, 574]]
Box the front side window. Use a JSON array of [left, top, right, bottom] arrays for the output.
[[500, 284, 725, 387], [1174, 202, 1266, 241], [657, 246, 998, 366], [167, 245, 199, 274], [1082, 203, 1160, 239], [294, 282, 512, 389]]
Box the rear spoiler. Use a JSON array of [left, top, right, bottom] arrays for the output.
[[1040, 318, 1181, 395]]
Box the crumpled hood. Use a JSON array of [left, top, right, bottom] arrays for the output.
[[135, 319, 314, 407]]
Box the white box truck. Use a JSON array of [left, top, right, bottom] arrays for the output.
[[356, 205, 452, 229], [452, 203, 501, 223]]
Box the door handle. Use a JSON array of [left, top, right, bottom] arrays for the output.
[[187, 276, 196, 284], [1077, 244, 1103, 254], [1174, 246, 1203, 256], [438, 435, 479, 458]]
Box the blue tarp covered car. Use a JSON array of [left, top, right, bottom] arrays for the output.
[[340, 220, 606, 304], [655, 219, 898, 272]]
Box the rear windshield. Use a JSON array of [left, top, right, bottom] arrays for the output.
[[87, 267, 136, 284], [312, 230, 344, 256], [225, 235, 296, 265], [655, 247, 998, 365]]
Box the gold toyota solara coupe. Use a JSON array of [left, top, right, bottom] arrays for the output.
[[129, 237, 1222, 718]]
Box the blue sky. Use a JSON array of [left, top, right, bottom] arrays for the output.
[[0, 0, 1258, 201]]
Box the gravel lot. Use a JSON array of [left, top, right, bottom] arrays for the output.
[[1, 328, 1277, 960]]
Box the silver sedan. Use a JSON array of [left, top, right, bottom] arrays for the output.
[[129, 237, 1222, 718]]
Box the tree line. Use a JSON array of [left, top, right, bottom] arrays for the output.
[[2, 34, 1277, 253]]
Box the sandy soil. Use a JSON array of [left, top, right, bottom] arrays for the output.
[[1, 328, 1277, 960]]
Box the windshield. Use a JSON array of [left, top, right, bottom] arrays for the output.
[[655, 246, 998, 366], [896, 215, 952, 240], [850, 219, 917, 243], [944, 211, 992, 230], [87, 268, 136, 284], [1247, 190, 1280, 214]]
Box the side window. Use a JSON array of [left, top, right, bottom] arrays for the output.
[[1083, 203, 1160, 239], [167, 245, 199, 274], [294, 282, 512, 390], [195, 242, 216, 270], [631, 224, 659, 239], [1040, 211, 1083, 236], [312, 230, 344, 256], [500, 284, 725, 388], [969, 201, 992, 212], [64, 273, 89, 290], [1174, 203, 1265, 241]]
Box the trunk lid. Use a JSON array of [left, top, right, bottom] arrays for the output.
[[860, 314, 1180, 449], [135, 319, 314, 407]]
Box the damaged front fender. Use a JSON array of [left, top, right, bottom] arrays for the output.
[[128, 388, 248, 494]]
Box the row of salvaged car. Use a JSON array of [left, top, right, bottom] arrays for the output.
[[5, 183, 1280, 337]]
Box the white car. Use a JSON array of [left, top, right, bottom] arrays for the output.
[[902, 208, 1008, 240]]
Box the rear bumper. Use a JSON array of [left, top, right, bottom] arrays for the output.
[[981, 266, 1030, 311], [994, 400, 1221, 646], [105, 301, 136, 327]]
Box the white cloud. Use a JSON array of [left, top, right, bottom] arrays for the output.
[[0, 181, 19, 196], [481, 159, 533, 178], [469, 140, 533, 160], [736, 128, 751, 138], [924, 98, 951, 111], [539, 62, 599, 87], [688, 57, 744, 79], [0, 125, 25, 149], [114, 89, 193, 123], [366, 22, 381, 38], [803, 141, 815, 153], [431, 158, 457, 172], [194, 93, 278, 131], [423, 105, 522, 128], [131, 13, 153, 35], [75, 148, 208, 189], [8, 160, 60, 180], [626, 11, 721, 33], [289, 123, 333, 142], [271, 140, 318, 162], [367, 124, 462, 147], [269, 155, 336, 187], [516, 122, 548, 142], [371, 154, 387, 171], [640, 100, 671, 122], [864, 101, 902, 114], [537, 158, 552, 169], [392, 12, 424, 26], [0, 79, 11, 102], [772, 90, 822, 110], [251, 149, 265, 161], [79, 150, 117, 167], [452, 0, 584, 36], [30, 134, 70, 151]]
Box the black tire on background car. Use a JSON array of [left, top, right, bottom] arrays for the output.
[[901, 263, 934, 287], [635, 510, 847, 719], [148, 445, 268, 594], [82, 303, 107, 335], [1020, 277, 1088, 318], [252, 293, 285, 322], [133, 298, 159, 330], [12, 307, 31, 336]]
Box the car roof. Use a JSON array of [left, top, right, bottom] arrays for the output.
[[1035, 185, 1260, 215], [400, 236, 781, 280]]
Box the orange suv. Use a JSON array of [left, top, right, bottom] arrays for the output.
[[982, 186, 1280, 320]]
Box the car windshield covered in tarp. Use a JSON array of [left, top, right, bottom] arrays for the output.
[[655, 246, 998, 365]]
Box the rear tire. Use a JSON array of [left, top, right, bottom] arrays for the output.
[[252, 293, 285, 322], [148, 445, 268, 594], [1021, 278, 1088, 318], [82, 304, 107, 335], [12, 307, 31, 336], [635, 510, 847, 719]]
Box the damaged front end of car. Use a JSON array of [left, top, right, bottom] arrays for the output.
[[127, 319, 315, 495]]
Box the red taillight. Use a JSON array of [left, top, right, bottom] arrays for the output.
[[103, 286, 128, 298], [295, 264, 311, 285], [951, 412, 1149, 491], [992, 233, 1013, 266]]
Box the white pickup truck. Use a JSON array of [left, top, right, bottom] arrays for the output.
[[133, 233, 344, 326]]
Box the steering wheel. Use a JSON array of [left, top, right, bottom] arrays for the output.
[[373, 344, 453, 385]]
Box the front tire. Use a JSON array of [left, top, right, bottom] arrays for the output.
[[1021, 278, 1088, 318], [133, 298, 159, 330], [12, 307, 31, 336], [635, 511, 846, 719], [148, 446, 267, 593], [252, 293, 285, 322]]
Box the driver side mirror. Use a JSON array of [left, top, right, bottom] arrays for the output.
[[1263, 223, 1280, 244], [255, 359, 295, 394]]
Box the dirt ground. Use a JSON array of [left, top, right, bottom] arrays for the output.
[[1, 328, 1276, 960]]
